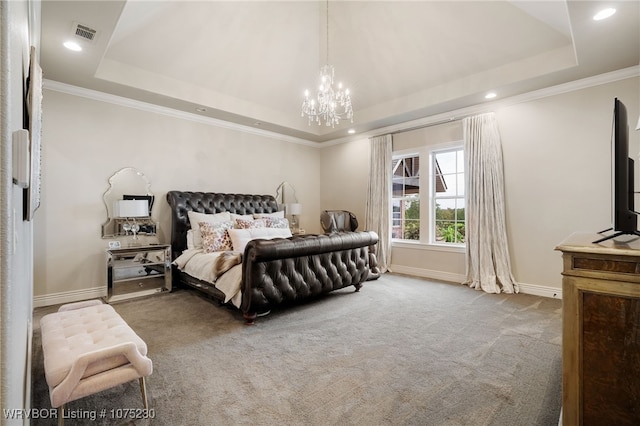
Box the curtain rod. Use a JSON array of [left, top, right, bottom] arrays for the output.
[[390, 115, 467, 136]]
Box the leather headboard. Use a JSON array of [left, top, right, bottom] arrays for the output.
[[166, 191, 279, 258]]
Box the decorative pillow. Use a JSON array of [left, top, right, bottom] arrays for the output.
[[230, 213, 254, 221], [227, 227, 293, 253], [265, 217, 290, 229], [235, 218, 266, 229], [188, 211, 232, 249], [199, 221, 234, 253], [254, 211, 285, 219]]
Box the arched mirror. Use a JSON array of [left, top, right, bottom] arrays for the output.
[[275, 181, 302, 232], [275, 181, 298, 206], [101, 167, 157, 238]]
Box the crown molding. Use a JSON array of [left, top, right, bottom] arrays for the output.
[[43, 66, 639, 150], [42, 79, 320, 148], [324, 65, 640, 147]]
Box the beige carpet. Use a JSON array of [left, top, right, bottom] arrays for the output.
[[31, 273, 562, 425]]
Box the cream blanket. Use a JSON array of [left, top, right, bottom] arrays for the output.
[[173, 249, 243, 307]]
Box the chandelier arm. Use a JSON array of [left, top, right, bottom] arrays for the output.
[[300, 0, 353, 127]]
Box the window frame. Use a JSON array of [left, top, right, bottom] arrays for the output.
[[429, 145, 466, 247], [391, 152, 421, 241], [391, 141, 465, 251]]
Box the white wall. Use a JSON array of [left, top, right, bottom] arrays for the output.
[[35, 88, 322, 303], [0, 0, 39, 418], [320, 75, 640, 296]]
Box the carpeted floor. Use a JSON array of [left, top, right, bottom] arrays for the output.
[[31, 273, 562, 425]]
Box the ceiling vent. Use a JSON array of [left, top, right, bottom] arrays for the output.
[[71, 22, 98, 44]]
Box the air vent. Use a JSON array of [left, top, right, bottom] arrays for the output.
[[71, 22, 98, 44]]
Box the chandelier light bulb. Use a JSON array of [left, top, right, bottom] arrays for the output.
[[301, 64, 353, 127]]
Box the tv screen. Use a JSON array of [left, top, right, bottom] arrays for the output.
[[595, 98, 639, 243]]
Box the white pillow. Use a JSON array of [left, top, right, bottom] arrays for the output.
[[187, 211, 232, 249], [186, 229, 195, 250], [254, 210, 285, 219], [228, 227, 293, 253]]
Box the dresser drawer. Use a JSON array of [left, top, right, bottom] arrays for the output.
[[106, 244, 172, 303], [111, 275, 167, 298]]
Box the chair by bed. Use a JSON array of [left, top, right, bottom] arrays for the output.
[[166, 191, 378, 323]]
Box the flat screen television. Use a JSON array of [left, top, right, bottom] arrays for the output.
[[594, 98, 640, 243]]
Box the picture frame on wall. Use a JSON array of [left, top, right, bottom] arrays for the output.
[[25, 45, 42, 221]]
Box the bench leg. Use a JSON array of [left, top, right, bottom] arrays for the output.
[[140, 377, 149, 409]]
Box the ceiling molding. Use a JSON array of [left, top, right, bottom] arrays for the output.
[[42, 79, 321, 148], [322, 65, 640, 148], [43, 65, 638, 150]]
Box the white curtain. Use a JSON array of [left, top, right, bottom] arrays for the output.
[[365, 134, 392, 273], [463, 113, 518, 294]]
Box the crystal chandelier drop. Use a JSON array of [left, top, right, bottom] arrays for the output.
[[301, 0, 353, 127]]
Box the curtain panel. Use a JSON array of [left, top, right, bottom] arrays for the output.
[[365, 134, 392, 273], [463, 113, 518, 294]]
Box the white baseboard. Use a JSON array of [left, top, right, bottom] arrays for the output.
[[389, 264, 562, 299], [33, 287, 106, 308], [517, 282, 562, 299], [390, 264, 466, 284]]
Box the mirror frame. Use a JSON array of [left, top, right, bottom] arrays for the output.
[[101, 167, 157, 238]]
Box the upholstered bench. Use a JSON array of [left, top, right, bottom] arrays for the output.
[[40, 300, 152, 424]]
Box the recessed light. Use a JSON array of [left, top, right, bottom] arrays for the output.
[[348, 129, 355, 134], [593, 8, 616, 21], [63, 41, 82, 51], [485, 92, 497, 99], [195, 107, 207, 113]]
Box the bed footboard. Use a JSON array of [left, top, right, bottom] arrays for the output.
[[240, 231, 378, 323]]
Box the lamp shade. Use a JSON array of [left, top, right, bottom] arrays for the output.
[[114, 199, 149, 218], [287, 203, 302, 215]]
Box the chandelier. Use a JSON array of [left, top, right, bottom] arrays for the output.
[[301, 0, 353, 127]]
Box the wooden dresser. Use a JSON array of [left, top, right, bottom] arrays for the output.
[[556, 232, 640, 425]]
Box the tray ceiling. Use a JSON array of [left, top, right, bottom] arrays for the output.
[[40, 1, 640, 142]]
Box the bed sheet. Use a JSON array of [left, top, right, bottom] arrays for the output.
[[173, 249, 243, 308]]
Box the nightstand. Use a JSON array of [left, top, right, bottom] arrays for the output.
[[106, 244, 172, 303]]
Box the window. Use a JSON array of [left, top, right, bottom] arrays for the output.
[[392, 144, 465, 246], [432, 148, 465, 244], [392, 155, 420, 240]]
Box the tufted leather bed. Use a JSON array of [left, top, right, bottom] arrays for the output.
[[166, 191, 379, 323]]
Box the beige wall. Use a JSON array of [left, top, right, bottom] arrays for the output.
[[35, 89, 321, 301], [498, 77, 639, 292], [36, 74, 640, 302], [320, 76, 640, 294], [319, 137, 370, 222], [1, 0, 39, 416]]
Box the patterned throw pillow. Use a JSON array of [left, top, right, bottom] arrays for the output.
[[199, 221, 234, 253], [235, 218, 266, 229], [265, 217, 290, 229]]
